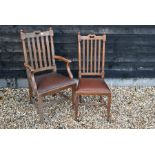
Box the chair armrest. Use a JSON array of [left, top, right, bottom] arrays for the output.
[[24, 63, 38, 95], [54, 55, 72, 63], [24, 63, 35, 73], [54, 55, 73, 79]]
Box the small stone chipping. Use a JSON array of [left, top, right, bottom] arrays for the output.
[[0, 87, 155, 129]]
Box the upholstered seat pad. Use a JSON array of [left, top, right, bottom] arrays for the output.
[[76, 78, 111, 95], [35, 72, 77, 94]]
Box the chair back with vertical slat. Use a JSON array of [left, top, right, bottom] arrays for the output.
[[78, 33, 106, 78], [20, 27, 56, 73]]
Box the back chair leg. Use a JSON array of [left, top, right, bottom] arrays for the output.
[[107, 94, 111, 121], [79, 95, 82, 103], [75, 95, 79, 121], [100, 96, 105, 105], [36, 96, 44, 123]]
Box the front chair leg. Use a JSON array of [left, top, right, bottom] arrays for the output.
[[72, 85, 76, 110], [28, 84, 33, 104], [107, 94, 111, 121], [36, 96, 44, 123]]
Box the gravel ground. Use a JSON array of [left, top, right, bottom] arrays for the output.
[[0, 87, 155, 129]]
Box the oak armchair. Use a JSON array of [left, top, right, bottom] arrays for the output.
[[20, 27, 77, 123]]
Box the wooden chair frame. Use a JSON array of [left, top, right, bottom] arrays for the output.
[[20, 27, 77, 123], [74, 32, 111, 121]]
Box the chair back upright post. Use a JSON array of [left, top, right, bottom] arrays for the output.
[[20, 27, 57, 73], [78, 32, 106, 79]]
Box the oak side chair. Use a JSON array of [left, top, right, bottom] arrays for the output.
[[74, 33, 111, 121], [20, 27, 77, 123]]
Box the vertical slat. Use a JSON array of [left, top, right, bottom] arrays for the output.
[[102, 38, 106, 78], [87, 39, 89, 72], [83, 40, 85, 73], [36, 36, 43, 68], [98, 39, 101, 73], [32, 37, 38, 69], [45, 35, 52, 67], [50, 35, 55, 66], [41, 36, 47, 67], [94, 39, 97, 73], [90, 39, 93, 72], [27, 38, 34, 68]]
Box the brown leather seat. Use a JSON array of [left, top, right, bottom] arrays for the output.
[[35, 72, 77, 94], [76, 78, 111, 95]]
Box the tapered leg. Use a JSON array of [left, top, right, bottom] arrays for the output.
[[36, 96, 44, 123], [29, 86, 33, 98], [72, 85, 76, 110], [94, 97, 98, 110], [28, 83, 33, 104], [107, 93, 111, 121], [75, 95, 79, 121]]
